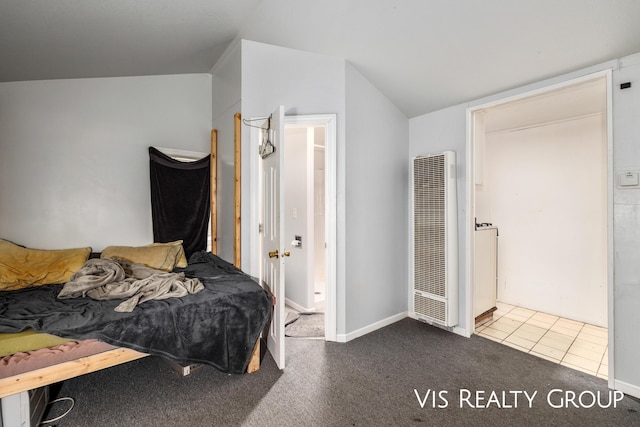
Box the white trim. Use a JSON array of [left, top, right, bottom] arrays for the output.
[[325, 116, 338, 343], [466, 69, 615, 375], [153, 146, 208, 162], [465, 108, 476, 336], [613, 379, 640, 400], [468, 59, 618, 110], [284, 114, 338, 342], [337, 312, 407, 343], [605, 69, 615, 390], [468, 69, 615, 114], [306, 127, 315, 310]]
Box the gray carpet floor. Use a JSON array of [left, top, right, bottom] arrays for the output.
[[285, 312, 324, 337], [46, 318, 639, 426]]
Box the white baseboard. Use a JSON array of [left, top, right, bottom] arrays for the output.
[[336, 312, 407, 343], [285, 298, 315, 313], [613, 379, 640, 399]]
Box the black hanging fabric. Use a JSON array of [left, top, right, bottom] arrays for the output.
[[149, 147, 210, 259]]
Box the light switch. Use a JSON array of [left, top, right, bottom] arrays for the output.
[[619, 171, 640, 187], [292, 208, 298, 219]]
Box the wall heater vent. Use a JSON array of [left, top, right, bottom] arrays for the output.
[[410, 151, 458, 327]]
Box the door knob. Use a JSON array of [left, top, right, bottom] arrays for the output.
[[268, 250, 279, 259], [283, 250, 291, 257]]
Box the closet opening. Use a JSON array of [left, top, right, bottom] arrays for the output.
[[467, 72, 612, 381]]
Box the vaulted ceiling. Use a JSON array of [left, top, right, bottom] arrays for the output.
[[2, 0, 639, 118]]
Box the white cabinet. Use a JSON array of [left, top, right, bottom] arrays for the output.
[[474, 226, 498, 318]]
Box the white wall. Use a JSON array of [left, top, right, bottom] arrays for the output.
[[344, 62, 409, 335], [314, 129, 326, 290], [284, 126, 313, 310], [0, 74, 212, 251], [612, 53, 640, 396], [211, 41, 241, 263], [240, 40, 348, 333], [240, 40, 410, 338], [410, 53, 640, 398], [482, 115, 607, 326]]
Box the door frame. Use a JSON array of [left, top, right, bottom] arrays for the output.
[[284, 114, 337, 342], [465, 69, 614, 386], [250, 113, 337, 342]]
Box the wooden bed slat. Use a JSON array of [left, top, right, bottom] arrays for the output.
[[246, 339, 260, 374], [0, 348, 147, 399], [211, 129, 218, 255], [234, 113, 241, 268]]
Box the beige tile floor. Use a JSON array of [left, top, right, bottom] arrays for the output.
[[476, 302, 609, 380]]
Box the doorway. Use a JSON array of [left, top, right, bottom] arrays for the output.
[[467, 72, 612, 378], [282, 121, 326, 338], [254, 111, 336, 368]]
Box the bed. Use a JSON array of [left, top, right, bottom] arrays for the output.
[[0, 245, 271, 399], [0, 125, 261, 401]]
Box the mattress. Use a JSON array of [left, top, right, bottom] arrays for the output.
[[1, 339, 116, 379], [0, 329, 72, 357]]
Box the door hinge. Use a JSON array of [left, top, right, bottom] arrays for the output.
[[258, 223, 263, 233]]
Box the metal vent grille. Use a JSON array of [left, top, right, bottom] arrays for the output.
[[414, 292, 446, 323], [413, 154, 446, 298]]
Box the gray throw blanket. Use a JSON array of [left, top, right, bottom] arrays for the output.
[[58, 258, 204, 312]]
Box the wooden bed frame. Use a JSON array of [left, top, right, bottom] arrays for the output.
[[0, 348, 146, 399], [0, 340, 261, 399], [1, 120, 261, 399]]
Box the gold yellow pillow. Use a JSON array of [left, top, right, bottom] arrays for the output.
[[147, 241, 188, 268], [101, 240, 187, 272], [0, 239, 92, 291]]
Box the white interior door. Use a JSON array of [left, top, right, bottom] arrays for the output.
[[261, 105, 286, 369]]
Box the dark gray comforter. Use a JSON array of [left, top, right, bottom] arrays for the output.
[[0, 251, 271, 374]]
